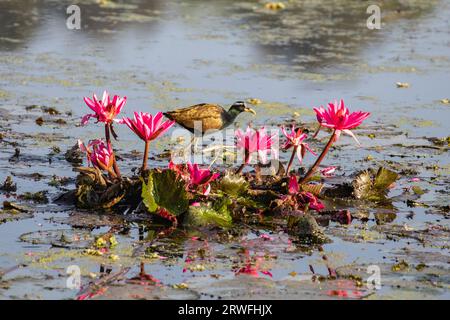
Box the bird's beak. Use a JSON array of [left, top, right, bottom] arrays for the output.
[[244, 107, 256, 115]]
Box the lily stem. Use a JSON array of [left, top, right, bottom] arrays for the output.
[[105, 124, 121, 179], [285, 145, 298, 176], [142, 140, 150, 174], [236, 150, 250, 175], [299, 130, 337, 184]]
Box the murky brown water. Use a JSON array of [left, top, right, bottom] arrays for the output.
[[0, 0, 449, 299]]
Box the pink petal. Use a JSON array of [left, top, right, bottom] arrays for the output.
[[320, 166, 337, 176], [342, 129, 360, 145], [288, 175, 299, 194], [296, 145, 303, 163], [81, 114, 94, 126], [78, 139, 87, 153], [83, 97, 98, 113], [202, 184, 211, 196], [303, 143, 317, 156], [101, 91, 109, 106], [115, 96, 127, 115]]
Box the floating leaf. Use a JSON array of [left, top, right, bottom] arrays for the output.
[[373, 167, 399, 191], [265, 2, 285, 10], [185, 201, 232, 228], [98, 183, 126, 209], [247, 189, 278, 207], [411, 186, 425, 195], [301, 183, 323, 196], [353, 167, 398, 201], [75, 167, 107, 188], [247, 98, 262, 105], [74, 177, 125, 209], [75, 185, 99, 209], [0, 209, 33, 224], [20, 191, 49, 204], [352, 170, 372, 199], [141, 170, 189, 216], [289, 214, 330, 245], [20, 229, 93, 249], [396, 82, 410, 88], [392, 260, 409, 272], [0, 176, 16, 192], [3, 201, 29, 212], [218, 172, 249, 197], [374, 211, 397, 225]]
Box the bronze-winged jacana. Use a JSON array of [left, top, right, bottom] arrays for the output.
[[163, 101, 256, 135], [164, 101, 256, 153]]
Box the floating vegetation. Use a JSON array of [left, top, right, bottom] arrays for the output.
[[20, 191, 49, 204], [26, 105, 61, 115], [66, 93, 374, 244], [264, 2, 286, 11], [0, 176, 16, 192], [19, 229, 94, 249], [352, 167, 399, 201], [396, 82, 410, 88], [247, 98, 262, 105]]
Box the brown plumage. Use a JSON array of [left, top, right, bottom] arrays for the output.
[[163, 101, 256, 135]]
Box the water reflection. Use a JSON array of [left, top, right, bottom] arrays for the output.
[[0, 0, 438, 70], [230, 0, 438, 68], [0, 0, 164, 50]]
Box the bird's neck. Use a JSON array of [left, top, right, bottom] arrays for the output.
[[227, 108, 241, 121]]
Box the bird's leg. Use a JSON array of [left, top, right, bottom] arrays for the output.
[[192, 136, 199, 153], [178, 135, 196, 160]]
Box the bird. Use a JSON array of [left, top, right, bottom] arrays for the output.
[[164, 101, 256, 155], [163, 101, 256, 136]]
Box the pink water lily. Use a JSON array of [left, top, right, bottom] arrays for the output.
[[287, 175, 324, 211], [81, 91, 127, 125], [299, 192, 325, 211], [314, 99, 370, 144], [170, 161, 220, 195], [122, 112, 174, 173], [236, 126, 276, 157], [78, 139, 115, 176], [282, 125, 316, 174], [122, 112, 174, 142], [235, 127, 278, 174], [187, 162, 220, 195], [299, 99, 370, 184]]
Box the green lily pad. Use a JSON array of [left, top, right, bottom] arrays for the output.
[[185, 200, 232, 228], [411, 186, 425, 195], [353, 167, 399, 201], [373, 167, 399, 191], [218, 172, 249, 197], [142, 169, 189, 216]]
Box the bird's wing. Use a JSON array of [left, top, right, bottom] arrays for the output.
[[165, 104, 225, 131]]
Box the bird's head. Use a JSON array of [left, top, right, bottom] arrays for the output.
[[229, 101, 256, 116]]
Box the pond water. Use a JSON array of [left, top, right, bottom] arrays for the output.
[[0, 0, 449, 299]]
